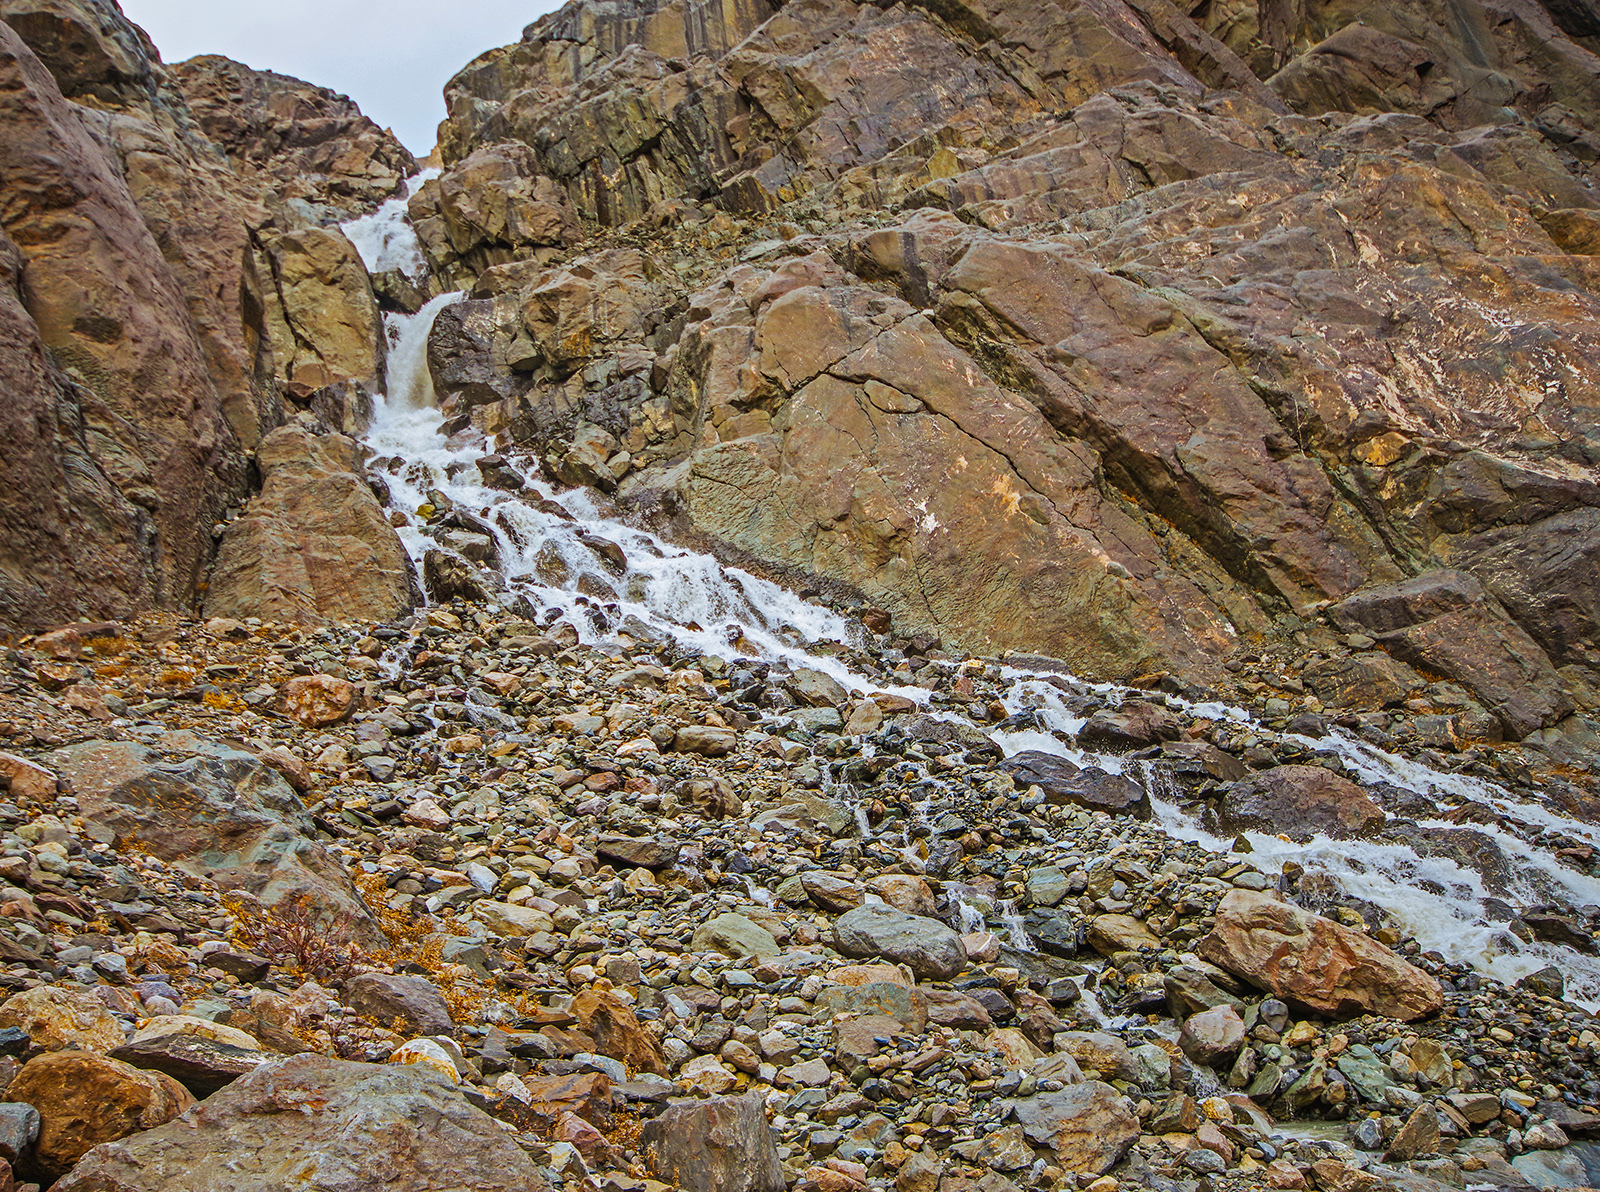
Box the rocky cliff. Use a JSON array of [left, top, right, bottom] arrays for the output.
[[0, 0, 412, 630], [406, 0, 1600, 725]]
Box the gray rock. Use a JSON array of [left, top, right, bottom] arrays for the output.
[[0, 1100, 40, 1163], [109, 1033, 270, 1098], [344, 973, 453, 1037], [692, 914, 780, 960], [833, 903, 967, 980], [1012, 1081, 1140, 1174]]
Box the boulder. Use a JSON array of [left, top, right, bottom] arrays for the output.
[[9, 1051, 193, 1181], [640, 1091, 785, 1192], [52, 1055, 553, 1191], [596, 834, 680, 871], [278, 673, 359, 727], [48, 737, 380, 944], [1011, 1082, 1140, 1174], [674, 726, 739, 757], [343, 973, 453, 1037], [257, 229, 386, 399], [789, 668, 849, 709], [570, 990, 668, 1076], [108, 1033, 270, 1098], [206, 428, 419, 626], [1198, 890, 1444, 1021], [833, 903, 967, 980], [1178, 1005, 1247, 1065], [1216, 765, 1386, 840], [1000, 753, 1149, 817], [474, 902, 555, 938], [693, 913, 781, 961], [0, 985, 123, 1053]]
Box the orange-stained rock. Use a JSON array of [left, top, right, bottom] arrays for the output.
[[277, 673, 360, 727], [1199, 890, 1444, 1021], [0, 985, 123, 1054], [9, 1051, 194, 1180], [569, 989, 667, 1075]]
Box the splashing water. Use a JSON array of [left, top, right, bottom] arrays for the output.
[[342, 169, 438, 278]]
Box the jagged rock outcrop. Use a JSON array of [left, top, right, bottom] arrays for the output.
[[0, 0, 415, 631], [172, 54, 417, 220], [408, 0, 1600, 716]]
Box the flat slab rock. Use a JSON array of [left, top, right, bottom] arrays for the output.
[[53, 1054, 553, 1192]]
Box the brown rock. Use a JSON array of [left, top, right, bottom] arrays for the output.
[[108, 1032, 270, 1098], [52, 1054, 552, 1192], [278, 674, 359, 727], [0, 752, 54, 802], [1179, 1005, 1248, 1065], [1383, 1102, 1441, 1161], [1086, 914, 1160, 957], [569, 990, 667, 1076], [208, 429, 419, 626], [641, 1091, 785, 1192], [1217, 765, 1386, 840], [0, 985, 123, 1054], [1198, 890, 1444, 1021], [521, 1070, 614, 1127], [173, 55, 417, 217], [344, 973, 453, 1037], [9, 1050, 193, 1181], [258, 230, 386, 399], [1012, 1082, 1140, 1174]]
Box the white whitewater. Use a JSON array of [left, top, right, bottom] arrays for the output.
[[346, 184, 1600, 1007], [342, 169, 438, 278]]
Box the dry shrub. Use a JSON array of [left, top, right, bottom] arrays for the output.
[[222, 891, 372, 985], [202, 690, 245, 712], [84, 635, 130, 655], [158, 667, 196, 687]]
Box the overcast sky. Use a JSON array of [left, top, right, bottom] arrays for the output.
[[120, 0, 563, 154]]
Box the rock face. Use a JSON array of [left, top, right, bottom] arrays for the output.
[[407, 0, 1600, 697], [205, 427, 419, 625], [52, 1055, 554, 1192], [0, 1, 423, 631], [47, 737, 380, 944], [1198, 890, 1444, 1021], [172, 55, 416, 219]]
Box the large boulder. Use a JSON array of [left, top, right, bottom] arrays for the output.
[[47, 737, 381, 945], [1198, 890, 1444, 1021], [833, 903, 967, 979], [343, 973, 453, 1037], [1001, 752, 1149, 818], [52, 1055, 554, 1192], [640, 1091, 784, 1192], [1215, 765, 1386, 840], [257, 229, 387, 399], [0, 985, 123, 1054], [1011, 1082, 1140, 1174], [9, 1051, 194, 1182], [204, 427, 420, 625]]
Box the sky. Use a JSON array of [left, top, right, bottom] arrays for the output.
[[120, 0, 564, 154]]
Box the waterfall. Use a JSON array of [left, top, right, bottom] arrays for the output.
[[344, 177, 1600, 1009]]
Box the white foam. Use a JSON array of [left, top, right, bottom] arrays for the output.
[[342, 169, 439, 278]]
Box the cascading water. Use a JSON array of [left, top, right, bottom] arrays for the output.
[[345, 179, 1600, 1008]]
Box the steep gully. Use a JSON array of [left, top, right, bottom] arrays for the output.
[[344, 183, 1600, 1009]]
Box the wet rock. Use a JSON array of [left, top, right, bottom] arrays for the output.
[[596, 834, 680, 870], [1216, 765, 1386, 839], [52, 1054, 553, 1191], [1001, 753, 1149, 817], [1384, 1101, 1441, 1161], [1198, 890, 1443, 1020], [674, 726, 739, 757]]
